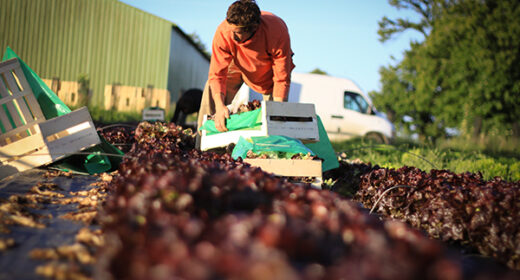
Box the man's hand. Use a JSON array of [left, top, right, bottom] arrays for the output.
[[211, 91, 229, 132], [214, 104, 230, 132]]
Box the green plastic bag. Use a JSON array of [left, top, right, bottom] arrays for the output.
[[232, 135, 314, 160], [52, 134, 123, 174], [199, 108, 262, 135], [232, 116, 339, 173], [304, 116, 340, 172], [2, 46, 71, 119], [84, 153, 111, 174]]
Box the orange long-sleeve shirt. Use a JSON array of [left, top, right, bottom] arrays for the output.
[[208, 11, 295, 100]]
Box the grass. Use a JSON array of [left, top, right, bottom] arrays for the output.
[[83, 106, 177, 124], [331, 137, 520, 182], [83, 103, 199, 126], [86, 106, 142, 124]]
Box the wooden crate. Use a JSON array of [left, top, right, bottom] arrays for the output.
[[0, 58, 100, 179], [244, 158, 322, 188], [200, 100, 319, 151]]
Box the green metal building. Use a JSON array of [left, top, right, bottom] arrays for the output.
[[0, 0, 210, 107]]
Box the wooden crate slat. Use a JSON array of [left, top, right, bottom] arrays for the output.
[[0, 94, 16, 106], [0, 69, 23, 127], [46, 126, 100, 161], [11, 63, 43, 122], [0, 145, 52, 179], [39, 107, 100, 161], [0, 133, 45, 163], [266, 119, 320, 141], [24, 93, 45, 120], [0, 74, 10, 98], [200, 129, 267, 151], [38, 107, 92, 137], [16, 129, 31, 141], [244, 158, 322, 177], [3, 101, 25, 129], [265, 101, 317, 118], [199, 111, 267, 151], [0, 92, 43, 121], [14, 95, 35, 125], [3, 67, 22, 95], [12, 67, 31, 94], [0, 121, 41, 143], [0, 106, 13, 132], [0, 59, 18, 75]]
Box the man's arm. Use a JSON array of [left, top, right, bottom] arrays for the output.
[[208, 27, 233, 131], [271, 24, 295, 101]]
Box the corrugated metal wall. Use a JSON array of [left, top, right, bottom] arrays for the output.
[[0, 0, 172, 106], [168, 27, 210, 102]]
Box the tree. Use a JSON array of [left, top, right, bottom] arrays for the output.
[[414, 0, 520, 137], [373, 0, 520, 141], [188, 32, 211, 58], [377, 0, 442, 43], [371, 43, 446, 141], [310, 68, 327, 75], [77, 73, 90, 106]]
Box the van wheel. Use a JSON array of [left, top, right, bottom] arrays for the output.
[[364, 132, 388, 144]]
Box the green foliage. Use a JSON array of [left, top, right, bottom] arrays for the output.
[[370, 43, 447, 140], [309, 68, 328, 75], [332, 137, 520, 182], [377, 0, 436, 42], [374, 0, 520, 141], [77, 73, 90, 106], [437, 133, 520, 158], [417, 0, 520, 137], [188, 32, 211, 58], [87, 106, 142, 124]]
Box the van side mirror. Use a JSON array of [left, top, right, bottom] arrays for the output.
[[368, 106, 378, 115]]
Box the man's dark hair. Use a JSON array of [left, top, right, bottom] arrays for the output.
[[226, 0, 261, 29]]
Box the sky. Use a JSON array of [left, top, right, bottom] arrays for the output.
[[119, 0, 423, 94]]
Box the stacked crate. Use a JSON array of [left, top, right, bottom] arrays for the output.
[[0, 58, 100, 179], [201, 101, 322, 185]]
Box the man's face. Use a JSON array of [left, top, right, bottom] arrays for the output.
[[230, 24, 257, 43]]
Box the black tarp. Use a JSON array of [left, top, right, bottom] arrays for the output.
[[0, 169, 100, 279]]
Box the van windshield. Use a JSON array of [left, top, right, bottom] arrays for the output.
[[344, 91, 369, 113]]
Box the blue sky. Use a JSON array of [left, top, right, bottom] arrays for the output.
[[119, 0, 423, 94]]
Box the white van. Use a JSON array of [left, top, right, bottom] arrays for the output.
[[233, 72, 394, 143]]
